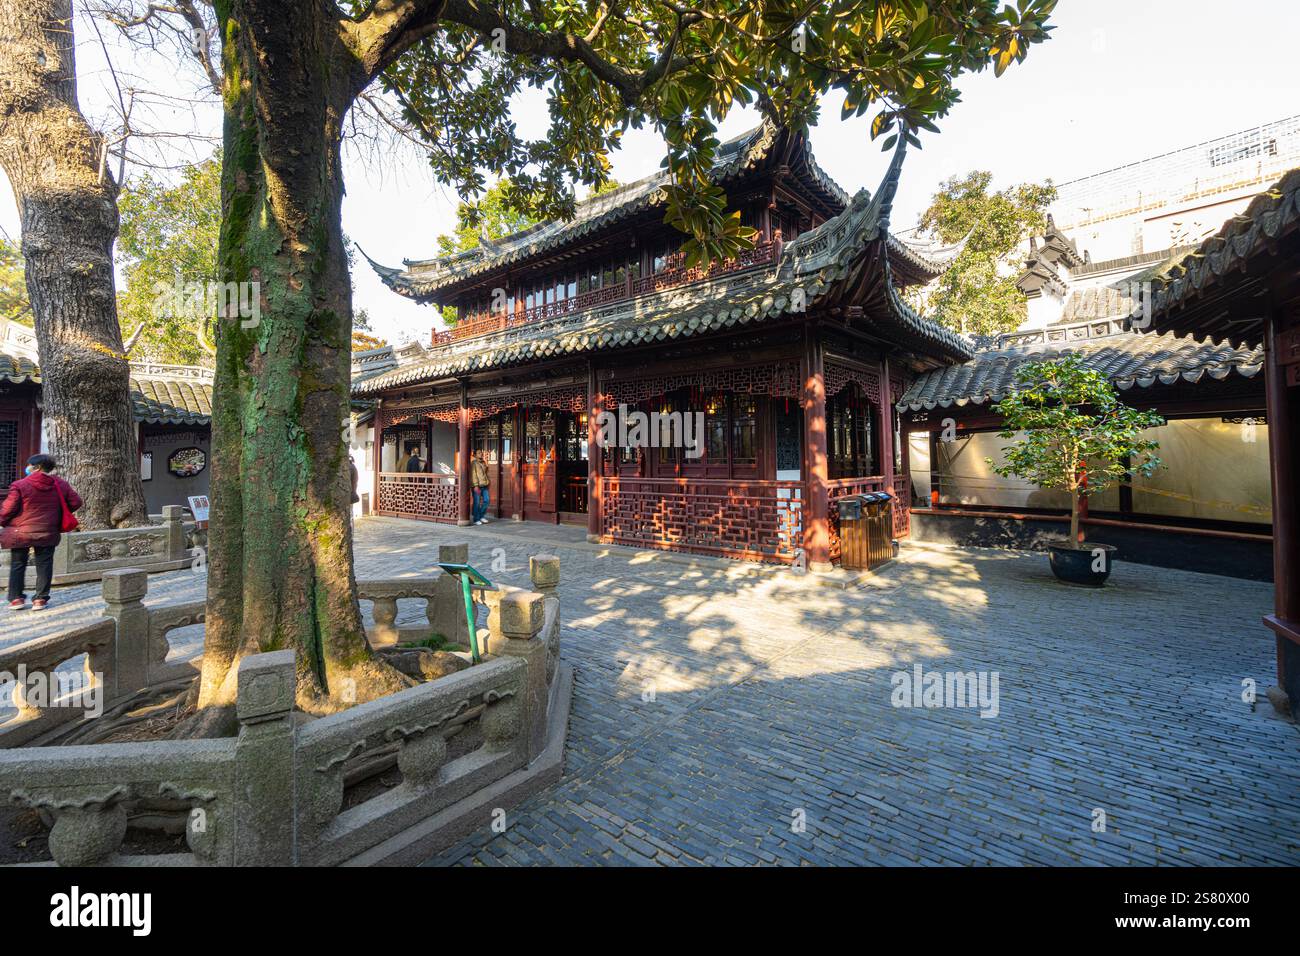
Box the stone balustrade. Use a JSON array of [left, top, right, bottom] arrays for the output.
[[0, 547, 573, 866], [0, 505, 205, 588], [0, 569, 202, 747], [357, 542, 515, 650]]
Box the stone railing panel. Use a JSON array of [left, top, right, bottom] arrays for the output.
[[294, 655, 528, 866], [0, 552, 569, 867], [0, 620, 116, 747], [0, 737, 237, 865]]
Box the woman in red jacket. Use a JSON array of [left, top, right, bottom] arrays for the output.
[[1, 454, 83, 611]]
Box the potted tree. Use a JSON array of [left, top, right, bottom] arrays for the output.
[[989, 355, 1164, 587]]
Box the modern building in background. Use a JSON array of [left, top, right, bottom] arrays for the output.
[[1052, 115, 1300, 260]]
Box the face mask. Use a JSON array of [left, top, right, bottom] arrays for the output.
[[24, 465, 35, 476]]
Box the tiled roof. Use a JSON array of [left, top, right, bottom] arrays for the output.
[[354, 136, 974, 396], [369, 123, 845, 299], [128, 374, 213, 425], [899, 328, 1264, 411], [0, 351, 39, 385], [1, 353, 214, 425], [1145, 166, 1300, 346], [366, 123, 961, 302]]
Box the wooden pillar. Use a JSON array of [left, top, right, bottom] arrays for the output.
[[457, 382, 471, 526], [1264, 309, 1300, 706], [1118, 453, 1134, 516], [372, 400, 383, 514], [587, 362, 602, 543], [802, 324, 831, 571], [880, 356, 895, 490], [929, 429, 942, 507]]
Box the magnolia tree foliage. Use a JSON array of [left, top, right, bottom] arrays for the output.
[[366, 0, 1058, 265], [990, 355, 1164, 546], [915, 170, 1056, 336]]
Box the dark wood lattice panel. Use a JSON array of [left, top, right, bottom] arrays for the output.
[[0, 421, 16, 490], [602, 362, 801, 409], [889, 375, 908, 407], [600, 478, 803, 562], [376, 475, 458, 521], [824, 362, 881, 403], [468, 384, 587, 422], [381, 403, 459, 428]]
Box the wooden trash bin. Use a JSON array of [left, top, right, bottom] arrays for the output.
[[838, 492, 894, 571]]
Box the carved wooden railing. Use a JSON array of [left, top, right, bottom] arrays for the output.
[[601, 476, 803, 563], [892, 474, 913, 539], [434, 236, 781, 347], [376, 472, 458, 522]]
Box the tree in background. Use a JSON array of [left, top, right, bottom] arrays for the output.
[[991, 356, 1163, 548], [351, 307, 387, 351], [915, 170, 1057, 337], [0, 0, 149, 530], [0, 237, 29, 323], [117, 158, 222, 366]]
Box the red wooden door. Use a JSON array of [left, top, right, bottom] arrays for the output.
[[497, 411, 517, 517], [538, 409, 557, 513]]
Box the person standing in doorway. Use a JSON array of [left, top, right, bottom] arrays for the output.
[[471, 449, 491, 524], [405, 447, 423, 473], [1, 455, 83, 611]]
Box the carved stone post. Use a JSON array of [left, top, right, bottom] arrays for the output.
[[495, 591, 548, 761], [101, 568, 150, 698], [529, 555, 561, 685], [161, 504, 186, 561], [233, 650, 296, 866], [432, 542, 474, 646], [370, 596, 400, 646]]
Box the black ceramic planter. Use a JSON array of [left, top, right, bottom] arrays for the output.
[[1047, 542, 1117, 587]]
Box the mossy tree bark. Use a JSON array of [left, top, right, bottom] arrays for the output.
[[0, 0, 149, 530], [192, 0, 432, 734]]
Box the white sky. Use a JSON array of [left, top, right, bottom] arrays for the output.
[[3, 0, 1299, 346]]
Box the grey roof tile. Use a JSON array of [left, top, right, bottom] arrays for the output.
[[899, 329, 1263, 411]]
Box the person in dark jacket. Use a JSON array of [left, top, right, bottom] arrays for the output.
[[1, 454, 83, 611]]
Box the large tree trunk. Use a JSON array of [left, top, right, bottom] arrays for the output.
[[191, 0, 409, 735], [0, 0, 148, 529]]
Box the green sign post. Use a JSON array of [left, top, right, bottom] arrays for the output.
[[437, 562, 496, 663]]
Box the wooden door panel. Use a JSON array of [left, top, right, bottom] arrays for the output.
[[538, 453, 556, 512]]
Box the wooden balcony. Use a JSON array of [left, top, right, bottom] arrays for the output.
[[432, 235, 782, 347]]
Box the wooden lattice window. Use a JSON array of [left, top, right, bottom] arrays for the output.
[[829, 384, 878, 479]]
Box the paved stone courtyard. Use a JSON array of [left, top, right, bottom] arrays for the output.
[[6, 516, 1299, 865]]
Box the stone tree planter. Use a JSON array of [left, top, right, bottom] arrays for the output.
[[0, 548, 572, 866]]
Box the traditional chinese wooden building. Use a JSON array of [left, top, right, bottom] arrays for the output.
[[355, 124, 970, 569], [1142, 166, 1300, 712]]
